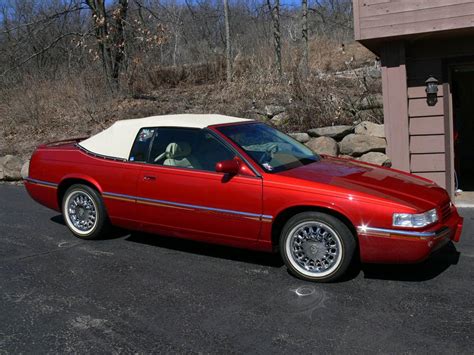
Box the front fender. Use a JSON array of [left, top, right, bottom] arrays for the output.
[[275, 200, 358, 225]]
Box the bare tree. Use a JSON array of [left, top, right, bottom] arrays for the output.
[[0, 0, 356, 90], [223, 0, 232, 82], [301, 0, 308, 74], [0, 1, 87, 76], [310, 0, 353, 41], [266, 0, 282, 78], [85, 0, 129, 90]]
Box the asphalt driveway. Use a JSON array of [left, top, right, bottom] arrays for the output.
[[1, 184, 473, 353]]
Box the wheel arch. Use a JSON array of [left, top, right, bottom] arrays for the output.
[[57, 175, 103, 208], [271, 205, 358, 251]]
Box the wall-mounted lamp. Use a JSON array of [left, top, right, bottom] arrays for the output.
[[425, 76, 439, 106]]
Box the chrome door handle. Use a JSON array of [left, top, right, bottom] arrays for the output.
[[143, 175, 157, 181]]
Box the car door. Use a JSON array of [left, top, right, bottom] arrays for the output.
[[135, 127, 263, 245]]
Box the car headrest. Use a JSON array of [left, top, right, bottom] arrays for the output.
[[165, 142, 192, 159]]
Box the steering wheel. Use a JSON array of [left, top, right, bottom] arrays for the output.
[[258, 143, 279, 164]]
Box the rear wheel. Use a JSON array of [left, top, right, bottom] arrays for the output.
[[280, 212, 356, 282], [62, 184, 109, 240]]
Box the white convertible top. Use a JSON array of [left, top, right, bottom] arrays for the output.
[[78, 114, 252, 160]]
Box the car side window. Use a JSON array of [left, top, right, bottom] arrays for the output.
[[149, 128, 235, 172], [129, 128, 155, 162]]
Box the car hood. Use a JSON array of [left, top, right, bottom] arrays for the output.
[[277, 156, 448, 211]]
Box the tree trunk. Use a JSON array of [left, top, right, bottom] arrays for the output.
[[173, 30, 179, 67], [301, 0, 308, 74], [86, 0, 111, 88], [85, 0, 129, 91], [223, 0, 232, 83], [266, 0, 282, 78], [111, 0, 129, 87]]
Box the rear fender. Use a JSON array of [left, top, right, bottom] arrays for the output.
[[57, 174, 104, 209]]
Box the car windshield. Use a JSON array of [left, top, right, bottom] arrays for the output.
[[217, 123, 319, 173]]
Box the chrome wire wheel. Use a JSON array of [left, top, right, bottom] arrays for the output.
[[285, 221, 343, 278], [64, 190, 98, 236]]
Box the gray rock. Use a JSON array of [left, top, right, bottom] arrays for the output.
[[357, 94, 383, 110], [306, 137, 339, 156], [265, 105, 285, 117], [339, 134, 386, 156], [355, 121, 385, 138], [271, 112, 289, 126], [288, 132, 310, 143], [0, 155, 23, 181], [308, 125, 354, 140], [358, 152, 391, 167], [21, 160, 30, 179]]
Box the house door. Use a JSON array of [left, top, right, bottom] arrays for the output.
[[451, 66, 474, 192]]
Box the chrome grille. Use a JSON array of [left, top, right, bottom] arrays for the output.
[[440, 201, 452, 221]]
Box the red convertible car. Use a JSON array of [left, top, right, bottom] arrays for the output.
[[25, 114, 463, 282]]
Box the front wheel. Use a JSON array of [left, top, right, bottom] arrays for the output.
[[280, 212, 356, 282], [62, 184, 109, 240]]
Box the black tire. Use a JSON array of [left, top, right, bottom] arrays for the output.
[[279, 212, 356, 282], [62, 184, 109, 240]]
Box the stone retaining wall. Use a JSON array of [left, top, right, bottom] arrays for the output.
[[289, 121, 391, 167]]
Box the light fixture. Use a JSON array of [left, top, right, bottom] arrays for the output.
[[425, 76, 439, 106]]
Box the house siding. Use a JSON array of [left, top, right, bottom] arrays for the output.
[[354, 0, 474, 40], [406, 57, 447, 188], [404, 36, 474, 194]]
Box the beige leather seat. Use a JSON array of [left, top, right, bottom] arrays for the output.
[[154, 142, 201, 169]]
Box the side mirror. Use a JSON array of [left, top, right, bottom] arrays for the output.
[[215, 158, 241, 175]]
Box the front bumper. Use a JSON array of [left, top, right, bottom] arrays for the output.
[[358, 210, 463, 264]]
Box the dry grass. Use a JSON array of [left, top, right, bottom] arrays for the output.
[[0, 73, 115, 158], [308, 38, 375, 72]]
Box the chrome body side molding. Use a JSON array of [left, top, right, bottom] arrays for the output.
[[103, 191, 273, 222]]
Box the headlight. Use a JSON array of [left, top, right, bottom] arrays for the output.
[[392, 208, 438, 228]]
